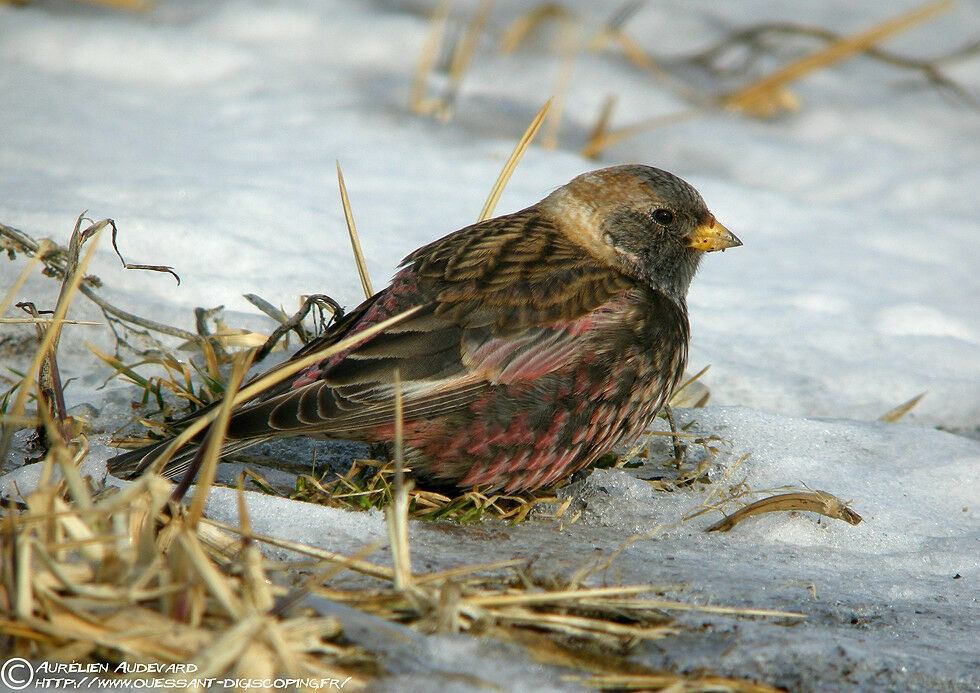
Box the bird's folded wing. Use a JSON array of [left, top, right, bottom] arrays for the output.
[[221, 211, 640, 439], [221, 308, 596, 438]]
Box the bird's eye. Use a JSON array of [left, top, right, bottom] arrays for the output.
[[652, 208, 674, 226]]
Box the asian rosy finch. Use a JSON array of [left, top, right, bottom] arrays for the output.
[[108, 165, 741, 491]]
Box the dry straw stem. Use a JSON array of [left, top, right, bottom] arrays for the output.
[[498, 5, 580, 150], [50, 215, 111, 354], [705, 489, 863, 533], [693, 21, 979, 103], [385, 368, 413, 590], [492, 608, 675, 642], [315, 575, 803, 661], [1, 220, 199, 344], [1, 239, 54, 317], [564, 526, 668, 590], [442, 0, 497, 116], [478, 99, 552, 221], [580, 107, 703, 159], [578, 672, 784, 693], [498, 3, 576, 53], [185, 351, 255, 528], [0, 221, 106, 465], [336, 162, 374, 300], [410, 0, 496, 120], [878, 391, 927, 422], [0, 317, 101, 326], [668, 364, 711, 408], [469, 584, 653, 608], [592, 598, 804, 620], [201, 516, 395, 582], [75, 0, 153, 10], [413, 557, 525, 585], [720, 0, 955, 117], [409, 0, 455, 116], [579, 17, 709, 159], [590, 25, 701, 105], [589, 27, 657, 73], [542, 23, 580, 149], [206, 327, 269, 350], [680, 452, 754, 520], [584, 95, 616, 155]]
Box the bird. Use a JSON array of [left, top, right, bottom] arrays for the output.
[[107, 165, 741, 492]]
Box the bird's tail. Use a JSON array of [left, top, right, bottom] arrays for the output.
[[106, 438, 199, 480], [106, 436, 259, 481]]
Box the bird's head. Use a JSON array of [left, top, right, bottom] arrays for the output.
[[542, 165, 741, 299]]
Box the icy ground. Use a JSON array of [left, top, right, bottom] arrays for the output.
[[1, 0, 978, 691]]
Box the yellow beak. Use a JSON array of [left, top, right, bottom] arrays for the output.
[[687, 216, 742, 252]]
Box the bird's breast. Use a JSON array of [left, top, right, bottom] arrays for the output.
[[581, 288, 690, 443]]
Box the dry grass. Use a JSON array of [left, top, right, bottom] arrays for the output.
[[684, 463, 865, 536], [1, 472, 374, 686], [0, 217, 109, 466], [409, 0, 496, 121], [499, 5, 580, 149], [0, 222, 370, 684], [718, 0, 955, 117], [404, 1, 972, 158], [408, 0, 456, 117], [0, 457, 797, 690]]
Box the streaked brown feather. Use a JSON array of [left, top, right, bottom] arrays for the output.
[[408, 209, 634, 330]]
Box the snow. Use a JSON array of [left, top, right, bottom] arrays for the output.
[[204, 485, 388, 557], [1, 0, 978, 691]]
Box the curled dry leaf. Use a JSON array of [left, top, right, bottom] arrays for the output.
[[109, 219, 181, 285], [706, 490, 862, 532]]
